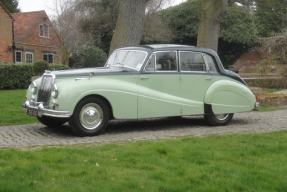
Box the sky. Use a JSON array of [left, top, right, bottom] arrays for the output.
[[18, 0, 187, 17]]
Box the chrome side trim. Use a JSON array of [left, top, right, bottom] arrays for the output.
[[21, 101, 70, 118]]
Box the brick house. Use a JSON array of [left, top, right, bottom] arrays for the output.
[[0, 2, 13, 63], [0, 2, 62, 64]]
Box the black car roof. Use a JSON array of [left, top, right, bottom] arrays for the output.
[[117, 44, 217, 55]]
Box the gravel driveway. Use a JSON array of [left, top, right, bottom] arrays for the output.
[[1, 110, 287, 149]]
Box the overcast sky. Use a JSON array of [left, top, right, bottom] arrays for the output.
[[18, 0, 187, 17]]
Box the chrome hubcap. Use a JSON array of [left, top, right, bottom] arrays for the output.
[[214, 114, 229, 121], [79, 103, 103, 130]]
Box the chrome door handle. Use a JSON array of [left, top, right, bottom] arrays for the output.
[[140, 77, 149, 79], [205, 77, 212, 80]]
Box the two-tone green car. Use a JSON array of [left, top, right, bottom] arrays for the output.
[[22, 44, 259, 136]]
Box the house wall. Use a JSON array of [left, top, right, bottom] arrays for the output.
[[15, 43, 61, 64], [13, 12, 62, 64], [0, 5, 13, 63]]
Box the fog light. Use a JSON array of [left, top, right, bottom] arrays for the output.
[[56, 103, 59, 107], [30, 81, 37, 94], [51, 99, 56, 108], [30, 95, 35, 105], [51, 84, 58, 98]]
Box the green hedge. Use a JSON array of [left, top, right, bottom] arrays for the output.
[[0, 63, 70, 90], [0, 63, 34, 89]]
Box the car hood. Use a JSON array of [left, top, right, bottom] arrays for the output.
[[45, 67, 134, 78]]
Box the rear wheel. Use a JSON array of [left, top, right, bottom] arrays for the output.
[[37, 116, 68, 127], [204, 113, 234, 126], [69, 97, 110, 136]]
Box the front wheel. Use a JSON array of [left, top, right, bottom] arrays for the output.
[[204, 113, 234, 126], [69, 97, 110, 136]]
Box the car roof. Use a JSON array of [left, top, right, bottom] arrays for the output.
[[117, 44, 216, 55]]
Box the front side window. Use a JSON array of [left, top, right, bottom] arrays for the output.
[[156, 52, 177, 71], [39, 24, 49, 38], [25, 52, 33, 63], [43, 53, 54, 63], [204, 54, 218, 73], [180, 52, 206, 72], [106, 50, 147, 71], [15, 51, 22, 63]]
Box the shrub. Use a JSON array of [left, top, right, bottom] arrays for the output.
[[34, 60, 49, 75], [0, 63, 34, 89], [71, 46, 107, 69], [48, 64, 70, 71]]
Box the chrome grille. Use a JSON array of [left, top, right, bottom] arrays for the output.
[[37, 75, 53, 105]]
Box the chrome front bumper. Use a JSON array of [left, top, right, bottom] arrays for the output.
[[21, 101, 70, 118]]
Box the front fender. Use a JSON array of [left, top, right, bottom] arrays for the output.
[[56, 77, 138, 119], [204, 80, 256, 114]]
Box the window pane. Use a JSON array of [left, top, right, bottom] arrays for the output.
[[145, 54, 155, 72], [205, 54, 218, 73], [26, 53, 33, 63], [180, 52, 206, 71], [43, 54, 48, 62], [16, 52, 21, 63], [156, 52, 177, 71], [48, 54, 53, 63], [40, 25, 44, 37], [44, 24, 49, 37]]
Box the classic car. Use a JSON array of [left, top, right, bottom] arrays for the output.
[[22, 44, 259, 136]]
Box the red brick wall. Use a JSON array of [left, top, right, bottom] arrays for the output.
[[233, 51, 265, 73], [0, 6, 13, 63], [23, 14, 60, 47], [15, 43, 61, 64], [14, 13, 62, 64]]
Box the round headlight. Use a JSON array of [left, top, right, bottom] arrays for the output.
[[30, 81, 37, 94], [51, 84, 58, 98]]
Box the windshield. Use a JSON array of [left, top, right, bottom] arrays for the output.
[[105, 50, 147, 71]]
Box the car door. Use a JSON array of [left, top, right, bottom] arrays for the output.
[[179, 51, 217, 115], [137, 51, 182, 118]]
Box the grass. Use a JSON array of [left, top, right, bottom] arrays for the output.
[[256, 104, 287, 112], [265, 88, 283, 93], [0, 89, 286, 127], [0, 89, 39, 126], [1, 131, 287, 191]]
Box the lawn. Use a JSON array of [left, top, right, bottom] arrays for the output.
[[0, 89, 286, 127], [0, 89, 39, 126], [1, 131, 287, 191]]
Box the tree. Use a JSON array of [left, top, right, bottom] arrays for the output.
[[0, 0, 20, 13], [109, 0, 146, 54], [255, 0, 287, 37], [196, 0, 250, 52], [161, 1, 257, 66], [51, 0, 92, 65]]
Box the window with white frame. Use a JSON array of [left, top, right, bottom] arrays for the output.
[[43, 53, 54, 63], [15, 51, 22, 63], [25, 52, 34, 63], [39, 24, 49, 38]]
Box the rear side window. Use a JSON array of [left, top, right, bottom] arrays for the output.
[[180, 52, 206, 72], [204, 54, 218, 73]]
